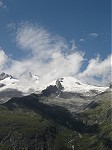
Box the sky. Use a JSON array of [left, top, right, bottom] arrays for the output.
[[0, 0, 111, 85]]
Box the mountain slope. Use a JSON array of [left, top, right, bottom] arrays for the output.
[[0, 90, 111, 150]]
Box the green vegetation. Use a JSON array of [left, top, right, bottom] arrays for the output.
[[0, 106, 75, 150], [77, 91, 112, 150], [0, 91, 111, 150]]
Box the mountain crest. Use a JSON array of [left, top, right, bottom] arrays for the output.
[[0, 72, 12, 80]]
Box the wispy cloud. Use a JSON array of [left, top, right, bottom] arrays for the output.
[[79, 38, 85, 42], [0, 0, 6, 9], [89, 32, 99, 38], [79, 55, 111, 85], [0, 22, 111, 86], [7, 23, 16, 30], [0, 49, 8, 71], [0, 0, 3, 7], [2, 22, 84, 84]]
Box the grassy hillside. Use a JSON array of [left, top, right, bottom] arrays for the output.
[[0, 106, 76, 150], [0, 91, 111, 150], [77, 91, 112, 150]]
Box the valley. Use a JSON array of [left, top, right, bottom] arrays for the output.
[[0, 73, 111, 150]]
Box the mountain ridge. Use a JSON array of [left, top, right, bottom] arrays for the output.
[[0, 72, 108, 96]]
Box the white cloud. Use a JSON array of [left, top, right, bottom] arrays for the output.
[[1, 22, 84, 84], [0, 49, 9, 71], [79, 39, 85, 42], [0, 23, 111, 86], [89, 33, 99, 38], [79, 55, 111, 85]]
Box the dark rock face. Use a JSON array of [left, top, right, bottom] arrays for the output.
[[0, 83, 5, 88], [56, 79, 64, 90], [42, 85, 59, 97], [0, 89, 23, 98], [0, 72, 12, 80], [0, 89, 23, 104], [41, 79, 64, 97], [109, 82, 112, 88]]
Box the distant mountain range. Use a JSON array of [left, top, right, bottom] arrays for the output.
[[0, 72, 109, 104]]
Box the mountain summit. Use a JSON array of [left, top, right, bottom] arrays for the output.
[[0, 73, 109, 103], [0, 72, 12, 80], [50, 77, 108, 96]]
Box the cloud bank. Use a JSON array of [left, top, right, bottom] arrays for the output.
[[0, 22, 111, 85]]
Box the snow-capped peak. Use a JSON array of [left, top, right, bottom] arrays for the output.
[[0, 72, 12, 80], [27, 72, 39, 83], [0, 73, 109, 98], [0, 72, 40, 95], [49, 77, 108, 96]]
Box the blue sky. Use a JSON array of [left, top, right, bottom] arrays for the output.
[[0, 0, 111, 85]]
